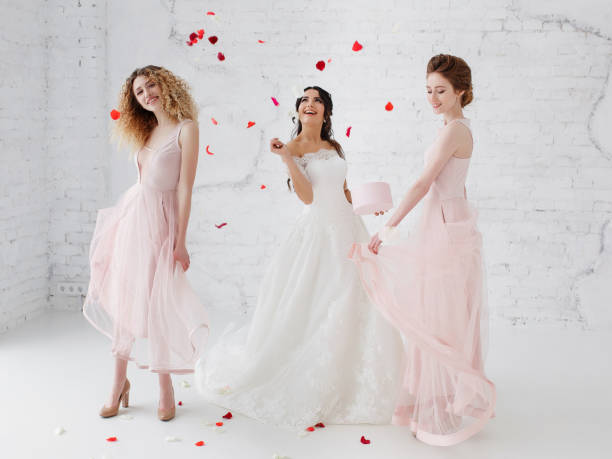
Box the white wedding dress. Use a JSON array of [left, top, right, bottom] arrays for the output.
[[195, 148, 405, 429]]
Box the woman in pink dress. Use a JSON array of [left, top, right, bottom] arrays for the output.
[[349, 54, 496, 445], [83, 65, 209, 421]]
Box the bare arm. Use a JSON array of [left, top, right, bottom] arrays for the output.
[[270, 138, 313, 205], [174, 121, 199, 269], [343, 179, 352, 204], [368, 124, 463, 254]]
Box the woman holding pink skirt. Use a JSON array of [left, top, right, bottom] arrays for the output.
[[349, 54, 495, 446], [84, 65, 208, 421]]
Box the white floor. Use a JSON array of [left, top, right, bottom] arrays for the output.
[[1, 310, 611, 459]]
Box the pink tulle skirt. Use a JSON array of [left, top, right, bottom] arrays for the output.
[[83, 183, 209, 374], [349, 188, 495, 446]]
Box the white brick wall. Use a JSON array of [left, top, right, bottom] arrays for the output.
[[2, 0, 611, 332]]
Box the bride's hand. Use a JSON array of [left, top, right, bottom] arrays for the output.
[[368, 233, 382, 255], [270, 138, 291, 160], [173, 244, 190, 271]]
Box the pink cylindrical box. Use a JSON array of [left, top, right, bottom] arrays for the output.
[[351, 182, 393, 215]]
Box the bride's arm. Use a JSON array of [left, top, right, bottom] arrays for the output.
[[270, 138, 313, 205], [343, 180, 352, 204]]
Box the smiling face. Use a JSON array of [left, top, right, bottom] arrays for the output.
[[426, 72, 464, 115], [132, 75, 161, 112], [298, 89, 326, 127]]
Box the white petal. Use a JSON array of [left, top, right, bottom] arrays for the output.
[[180, 380, 191, 388], [53, 426, 66, 436], [118, 414, 133, 421], [165, 436, 181, 442]]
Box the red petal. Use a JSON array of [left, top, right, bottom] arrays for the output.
[[198, 29, 205, 39], [306, 426, 315, 432], [260, 185, 266, 190], [247, 121, 256, 128], [178, 401, 183, 406], [360, 435, 371, 444], [189, 32, 197, 41], [211, 117, 218, 126], [110, 109, 120, 120], [385, 102, 394, 111], [315, 422, 325, 428], [222, 411, 233, 419], [345, 126, 351, 137], [206, 11, 215, 15], [208, 35, 218, 44], [315, 60, 325, 71], [195, 440, 205, 446], [192, 37, 198, 44], [216, 421, 224, 426], [271, 97, 279, 106], [215, 222, 227, 229], [327, 58, 332, 63], [217, 52, 225, 61], [206, 145, 215, 155], [186, 40, 193, 46], [258, 39, 265, 43], [106, 436, 117, 442], [352, 40, 363, 52]]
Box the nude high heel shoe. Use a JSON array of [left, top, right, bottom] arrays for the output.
[[157, 386, 175, 421], [99, 379, 131, 418]]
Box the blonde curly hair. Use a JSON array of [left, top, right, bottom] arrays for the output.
[[113, 65, 198, 150]]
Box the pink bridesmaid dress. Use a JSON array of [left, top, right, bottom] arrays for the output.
[[83, 120, 209, 374], [349, 118, 495, 446]]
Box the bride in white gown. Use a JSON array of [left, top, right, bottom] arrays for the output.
[[195, 86, 405, 429]]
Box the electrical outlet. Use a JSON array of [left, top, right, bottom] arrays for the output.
[[56, 283, 86, 296]]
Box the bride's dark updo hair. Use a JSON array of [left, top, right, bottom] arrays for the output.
[[427, 54, 473, 107], [287, 86, 344, 190]]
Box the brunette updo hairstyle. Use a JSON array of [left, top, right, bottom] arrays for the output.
[[426, 54, 473, 107]]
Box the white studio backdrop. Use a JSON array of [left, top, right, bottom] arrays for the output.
[[1, 0, 612, 332]]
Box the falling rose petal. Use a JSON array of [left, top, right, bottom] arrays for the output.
[[110, 109, 120, 120], [206, 11, 215, 15], [178, 401, 183, 406], [195, 441, 205, 447], [208, 35, 218, 44], [327, 58, 332, 63], [271, 97, 279, 106], [165, 436, 181, 442], [315, 60, 325, 71], [315, 422, 326, 428], [180, 380, 191, 388], [385, 102, 394, 111], [222, 411, 233, 419], [258, 39, 265, 43], [189, 32, 197, 41], [306, 426, 315, 432], [345, 126, 352, 137], [192, 37, 198, 44], [211, 117, 218, 126], [54, 426, 66, 436], [186, 40, 193, 47], [352, 40, 363, 51], [106, 436, 118, 442], [247, 121, 256, 128], [216, 421, 224, 427], [360, 435, 371, 445], [260, 185, 266, 190], [198, 29, 205, 39], [206, 145, 214, 155], [217, 52, 225, 61], [215, 222, 227, 229]]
